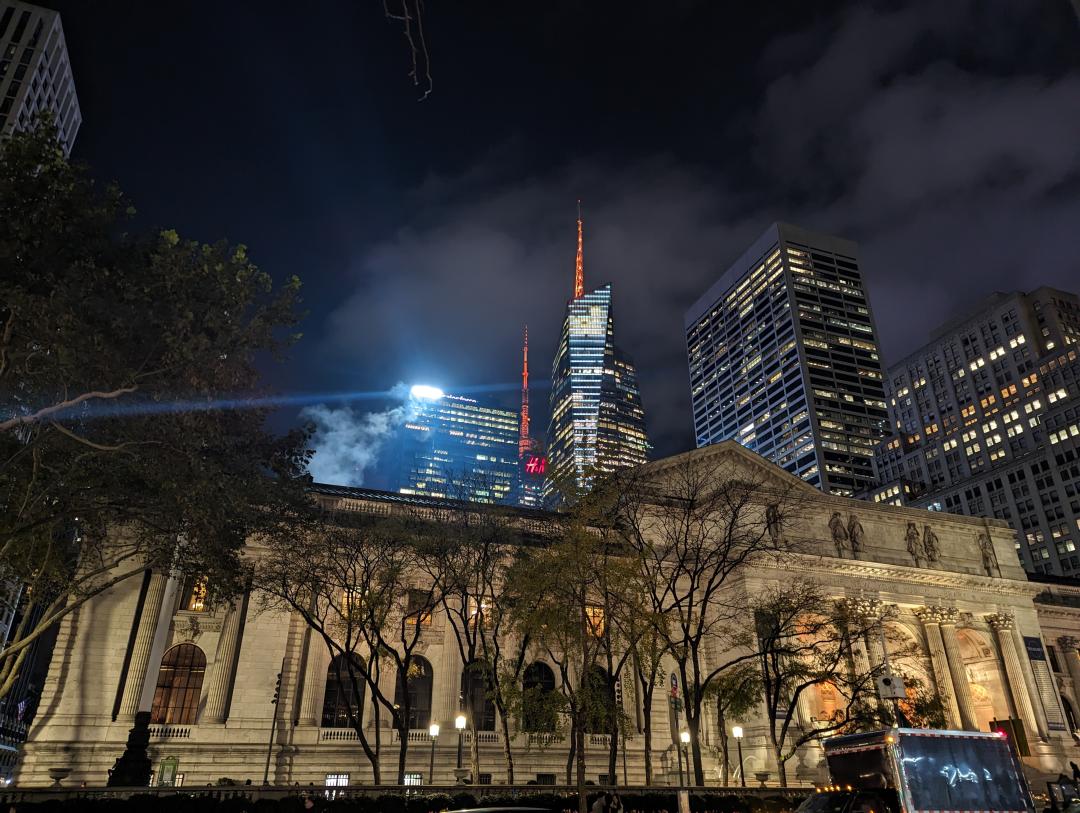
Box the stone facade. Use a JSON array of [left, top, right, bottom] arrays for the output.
[[14, 442, 1080, 787]]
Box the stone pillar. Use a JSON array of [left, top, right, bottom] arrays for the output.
[[299, 636, 332, 727], [936, 610, 978, 731], [438, 643, 461, 728], [915, 607, 962, 729], [1012, 622, 1051, 740], [203, 600, 244, 723], [1058, 636, 1080, 711], [117, 572, 168, 722], [987, 613, 1042, 742]]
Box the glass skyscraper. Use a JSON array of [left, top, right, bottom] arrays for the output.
[[685, 223, 888, 496], [546, 210, 648, 495], [395, 386, 519, 504]]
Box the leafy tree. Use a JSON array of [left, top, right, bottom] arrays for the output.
[[704, 664, 761, 787], [747, 579, 885, 787], [0, 123, 310, 699]]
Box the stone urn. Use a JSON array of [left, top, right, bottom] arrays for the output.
[[453, 767, 470, 784], [754, 771, 770, 788], [48, 767, 71, 787]]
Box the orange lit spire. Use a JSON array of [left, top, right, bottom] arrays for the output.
[[519, 325, 531, 458], [573, 199, 585, 299]]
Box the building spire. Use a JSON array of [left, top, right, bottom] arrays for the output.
[[519, 324, 531, 458], [573, 199, 585, 299]]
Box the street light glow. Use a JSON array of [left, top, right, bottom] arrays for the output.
[[732, 725, 743, 739], [455, 714, 467, 730], [429, 721, 440, 738], [680, 730, 690, 744]]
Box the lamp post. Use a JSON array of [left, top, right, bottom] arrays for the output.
[[732, 726, 745, 788], [428, 722, 440, 785], [455, 714, 466, 770], [679, 731, 691, 787]]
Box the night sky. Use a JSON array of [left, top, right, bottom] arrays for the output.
[[46, 1, 1080, 485]]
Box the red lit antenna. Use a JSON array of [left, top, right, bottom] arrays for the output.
[[519, 325, 531, 458], [573, 200, 585, 299]]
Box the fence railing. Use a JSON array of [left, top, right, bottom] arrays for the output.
[[148, 726, 191, 740], [0, 783, 811, 805]]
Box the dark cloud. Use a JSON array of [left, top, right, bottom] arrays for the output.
[[315, 1, 1080, 460]]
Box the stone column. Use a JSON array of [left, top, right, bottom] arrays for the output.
[[987, 613, 1041, 742], [1058, 636, 1080, 710], [915, 606, 962, 729], [299, 636, 332, 727], [936, 609, 978, 731], [203, 600, 244, 723], [1012, 622, 1051, 740], [117, 572, 168, 722]]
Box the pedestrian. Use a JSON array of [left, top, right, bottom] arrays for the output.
[[591, 792, 609, 813], [610, 793, 623, 813]]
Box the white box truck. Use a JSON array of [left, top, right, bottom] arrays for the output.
[[795, 728, 1034, 813]]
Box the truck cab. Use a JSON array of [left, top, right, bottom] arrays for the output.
[[797, 789, 900, 813]]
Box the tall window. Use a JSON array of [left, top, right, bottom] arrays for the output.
[[322, 655, 365, 728], [461, 662, 496, 731], [522, 661, 556, 732], [181, 576, 209, 613], [405, 589, 433, 626], [150, 643, 206, 724], [583, 666, 614, 734], [394, 655, 433, 729]]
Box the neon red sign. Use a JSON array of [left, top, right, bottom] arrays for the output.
[[524, 455, 547, 475]]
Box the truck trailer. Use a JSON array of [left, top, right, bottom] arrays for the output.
[[799, 728, 1034, 813]]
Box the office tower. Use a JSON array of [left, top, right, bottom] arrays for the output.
[[867, 287, 1080, 575], [546, 205, 648, 495], [685, 222, 888, 496], [394, 385, 519, 504], [0, 1, 81, 154]]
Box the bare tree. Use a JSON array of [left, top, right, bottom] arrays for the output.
[[614, 454, 806, 784], [257, 511, 442, 784]]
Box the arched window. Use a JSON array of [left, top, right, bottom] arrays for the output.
[[461, 662, 496, 731], [322, 655, 366, 728], [394, 655, 433, 730], [150, 643, 206, 725], [522, 661, 556, 732], [584, 666, 614, 734]]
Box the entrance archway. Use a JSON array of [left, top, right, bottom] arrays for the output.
[[957, 628, 1010, 733]]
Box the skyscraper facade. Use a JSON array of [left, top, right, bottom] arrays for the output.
[[685, 222, 888, 496], [866, 287, 1080, 576], [395, 386, 519, 504], [0, 0, 81, 155], [546, 208, 648, 495]]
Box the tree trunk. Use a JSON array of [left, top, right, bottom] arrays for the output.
[[717, 706, 729, 786], [498, 707, 515, 784], [687, 711, 704, 785], [397, 724, 409, 785], [470, 725, 480, 785], [566, 718, 577, 785], [576, 723, 588, 813], [608, 716, 618, 785], [771, 737, 787, 788], [642, 684, 654, 786]]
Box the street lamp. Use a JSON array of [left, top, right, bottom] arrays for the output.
[[680, 731, 691, 787], [428, 722, 440, 785], [455, 714, 467, 770], [732, 725, 745, 788]]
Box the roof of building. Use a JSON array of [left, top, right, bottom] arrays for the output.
[[309, 481, 554, 521]]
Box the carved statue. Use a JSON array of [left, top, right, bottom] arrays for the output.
[[977, 533, 1000, 577], [766, 503, 781, 542], [829, 511, 849, 557], [847, 514, 865, 558], [905, 522, 923, 567], [922, 525, 940, 564]]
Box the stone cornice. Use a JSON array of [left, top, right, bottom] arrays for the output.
[[754, 551, 1041, 597]]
